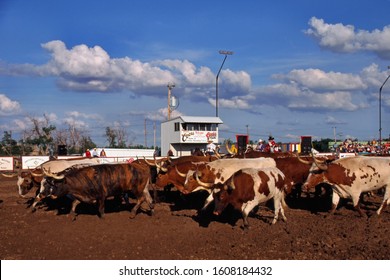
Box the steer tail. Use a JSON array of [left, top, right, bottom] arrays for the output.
[[281, 190, 289, 210]]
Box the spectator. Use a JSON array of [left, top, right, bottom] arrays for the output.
[[92, 148, 99, 157], [255, 139, 266, 152], [206, 140, 216, 155], [100, 149, 107, 157], [85, 149, 91, 158]]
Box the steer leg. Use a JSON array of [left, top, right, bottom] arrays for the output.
[[241, 200, 259, 229], [273, 192, 287, 224], [97, 198, 106, 218], [31, 194, 44, 212], [376, 186, 389, 215], [143, 184, 155, 216], [351, 193, 366, 218], [70, 200, 81, 221], [329, 192, 340, 215], [129, 196, 145, 219]]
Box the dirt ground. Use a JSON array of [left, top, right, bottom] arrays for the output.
[[0, 176, 389, 260]]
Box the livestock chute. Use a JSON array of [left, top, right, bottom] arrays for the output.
[[300, 136, 312, 154], [236, 134, 249, 155]]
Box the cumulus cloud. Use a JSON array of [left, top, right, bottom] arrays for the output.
[[325, 116, 347, 125], [209, 97, 250, 109], [0, 40, 250, 103], [65, 111, 101, 120], [274, 68, 366, 91], [249, 66, 371, 113], [0, 94, 21, 115], [305, 17, 390, 59]]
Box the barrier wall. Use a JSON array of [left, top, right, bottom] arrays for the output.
[[20, 155, 156, 170], [0, 157, 14, 171]]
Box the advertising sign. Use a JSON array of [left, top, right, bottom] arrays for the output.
[[0, 157, 14, 171], [180, 131, 217, 143]]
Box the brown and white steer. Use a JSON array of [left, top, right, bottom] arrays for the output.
[[213, 167, 287, 228], [183, 157, 277, 192], [154, 155, 217, 193], [183, 158, 278, 209], [303, 156, 390, 216]]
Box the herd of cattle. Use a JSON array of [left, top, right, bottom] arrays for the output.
[[1, 149, 390, 229]]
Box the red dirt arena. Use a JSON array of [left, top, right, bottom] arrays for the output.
[[0, 175, 389, 260]]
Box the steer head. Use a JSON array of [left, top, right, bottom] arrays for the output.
[[17, 170, 43, 196], [212, 183, 233, 216], [183, 163, 216, 193], [303, 163, 327, 192]]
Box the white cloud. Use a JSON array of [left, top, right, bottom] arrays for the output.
[[209, 97, 250, 109], [251, 77, 365, 113], [0, 40, 250, 102], [325, 116, 347, 125], [275, 68, 366, 91], [65, 111, 101, 120], [305, 17, 390, 59], [0, 94, 21, 115]]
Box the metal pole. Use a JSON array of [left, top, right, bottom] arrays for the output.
[[379, 67, 390, 153], [167, 82, 175, 120], [216, 50, 233, 117]]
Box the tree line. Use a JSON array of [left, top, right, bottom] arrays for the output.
[[0, 114, 155, 156]]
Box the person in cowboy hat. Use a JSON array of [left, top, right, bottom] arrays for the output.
[[256, 138, 266, 152], [206, 139, 216, 155], [268, 135, 278, 152]]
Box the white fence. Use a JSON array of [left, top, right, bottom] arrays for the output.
[[0, 157, 14, 171], [0, 149, 156, 171]]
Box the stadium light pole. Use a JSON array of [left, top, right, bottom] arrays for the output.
[[216, 50, 233, 117], [379, 66, 390, 153]]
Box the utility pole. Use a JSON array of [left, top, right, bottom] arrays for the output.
[[153, 121, 156, 149], [167, 82, 175, 120], [216, 50, 233, 117], [144, 118, 147, 147], [379, 66, 390, 154]]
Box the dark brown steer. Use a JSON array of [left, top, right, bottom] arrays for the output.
[[43, 163, 154, 219]]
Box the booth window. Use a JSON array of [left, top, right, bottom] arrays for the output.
[[174, 122, 180, 131]]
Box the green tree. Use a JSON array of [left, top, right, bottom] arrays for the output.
[[312, 138, 333, 152], [0, 131, 21, 155], [105, 127, 117, 148], [79, 136, 96, 154], [25, 115, 56, 155]]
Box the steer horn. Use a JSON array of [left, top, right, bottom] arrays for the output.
[[43, 168, 65, 180], [175, 165, 187, 178], [0, 172, 18, 178], [296, 153, 312, 165], [195, 171, 213, 188], [225, 142, 236, 155], [312, 154, 328, 171], [144, 157, 156, 166]]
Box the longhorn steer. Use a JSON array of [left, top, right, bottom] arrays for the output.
[[303, 156, 390, 217], [28, 158, 103, 211], [213, 167, 287, 228], [43, 163, 154, 219], [40, 157, 101, 174], [184, 158, 277, 192], [183, 157, 278, 209], [155, 155, 217, 192]]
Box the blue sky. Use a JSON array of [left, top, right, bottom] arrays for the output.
[[1, 0, 390, 147]]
